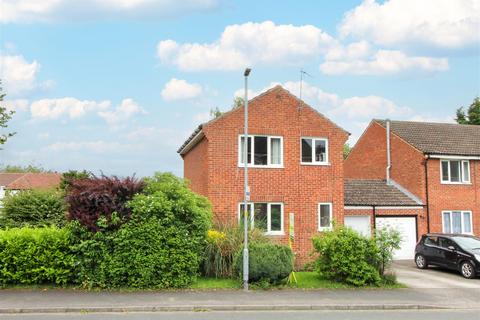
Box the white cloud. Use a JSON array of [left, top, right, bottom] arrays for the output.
[[328, 95, 412, 119], [157, 21, 335, 71], [30, 97, 110, 119], [45, 140, 137, 154], [320, 50, 449, 75], [3, 99, 29, 112], [1, 0, 220, 23], [125, 126, 184, 147], [193, 111, 211, 123], [0, 54, 46, 96], [340, 0, 480, 49], [98, 98, 143, 126], [161, 78, 203, 101]]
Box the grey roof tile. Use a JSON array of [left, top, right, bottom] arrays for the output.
[[344, 179, 420, 206]]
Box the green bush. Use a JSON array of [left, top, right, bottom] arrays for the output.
[[312, 227, 381, 286], [0, 226, 74, 286], [0, 189, 66, 228], [234, 242, 294, 284], [202, 223, 269, 278], [375, 227, 402, 276], [70, 172, 212, 289]]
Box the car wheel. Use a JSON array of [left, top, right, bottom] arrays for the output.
[[460, 261, 476, 279], [415, 254, 428, 269]]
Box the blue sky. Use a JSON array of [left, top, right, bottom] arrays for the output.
[[1, 0, 479, 177]]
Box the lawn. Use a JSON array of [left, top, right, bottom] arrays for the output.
[[189, 272, 405, 290]]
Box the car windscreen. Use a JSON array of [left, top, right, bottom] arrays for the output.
[[452, 236, 480, 250]]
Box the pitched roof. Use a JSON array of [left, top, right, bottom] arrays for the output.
[[178, 85, 349, 155], [0, 173, 62, 190], [375, 120, 480, 156], [344, 179, 421, 206]]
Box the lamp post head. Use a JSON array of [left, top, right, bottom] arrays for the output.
[[244, 68, 251, 77]]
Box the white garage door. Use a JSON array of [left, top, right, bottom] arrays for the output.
[[345, 216, 371, 237], [375, 217, 417, 260]]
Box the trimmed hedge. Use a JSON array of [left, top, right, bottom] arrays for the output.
[[0, 227, 74, 286], [0, 189, 66, 228], [234, 242, 294, 284]]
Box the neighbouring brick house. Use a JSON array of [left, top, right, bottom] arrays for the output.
[[0, 172, 62, 207], [178, 85, 349, 264], [345, 120, 480, 259]]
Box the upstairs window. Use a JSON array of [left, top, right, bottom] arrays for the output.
[[239, 135, 283, 167], [441, 160, 470, 184], [301, 138, 328, 165]]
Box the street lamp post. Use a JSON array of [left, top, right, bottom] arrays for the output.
[[243, 67, 251, 292]]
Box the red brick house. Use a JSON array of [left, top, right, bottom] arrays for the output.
[[178, 85, 349, 264], [345, 120, 480, 258]]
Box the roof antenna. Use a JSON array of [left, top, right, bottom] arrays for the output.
[[299, 69, 313, 110]]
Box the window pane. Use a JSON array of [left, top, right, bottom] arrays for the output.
[[270, 138, 281, 165], [463, 161, 470, 182], [302, 139, 312, 162], [450, 161, 461, 182], [270, 204, 282, 231], [240, 137, 252, 164], [452, 211, 462, 233], [443, 212, 451, 233], [254, 136, 268, 165], [315, 140, 326, 162], [254, 203, 268, 232], [319, 204, 331, 228], [463, 212, 472, 233], [441, 161, 449, 181]]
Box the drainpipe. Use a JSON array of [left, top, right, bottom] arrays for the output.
[[424, 155, 431, 233], [386, 119, 391, 185]]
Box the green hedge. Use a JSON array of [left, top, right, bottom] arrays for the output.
[[0, 189, 66, 228], [70, 173, 212, 289], [234, 242, 294, 284], [312, 227, 381, 286], [0, 227, 74, 286]]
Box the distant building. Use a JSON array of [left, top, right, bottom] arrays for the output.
[[0, 172, 62, 206]]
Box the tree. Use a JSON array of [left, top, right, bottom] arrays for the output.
[[59, 170, 93, 191], [0, 164, 46, 173], [0, 83, 15, 147], [343, 144, 351, 160], [209, 107, 223, 119], [232, 96, 244, 109], [456, 97, 480, 125]]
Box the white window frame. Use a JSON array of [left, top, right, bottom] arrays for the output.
[[238, 202, 284, 235], [440, 159, 470, 184], [238, 135, 284, 168], [318, 202, 333, 231], [300, 137, 329, 165], [442, 210, 473, 235]]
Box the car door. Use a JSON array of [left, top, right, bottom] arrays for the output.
[[438, 237, 460, 270], [422, 236, 441, 264]]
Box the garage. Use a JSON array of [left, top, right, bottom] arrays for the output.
[[375, 216, 417, 260], [344, 215, 371, 237]]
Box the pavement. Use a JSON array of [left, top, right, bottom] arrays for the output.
[[1, 310, 480, 320], [0, 287, 480, 314], [393, 260, 480, 288], [1, 261, 480, 315]]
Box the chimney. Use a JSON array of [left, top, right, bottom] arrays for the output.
[[386, 119, 391, 184]]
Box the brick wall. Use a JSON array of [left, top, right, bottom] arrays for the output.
[[183, 136, 209, 197], [183, 86, 348, 266], [426, 158, 480, 235]]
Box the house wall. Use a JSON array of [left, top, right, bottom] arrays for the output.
[[188, 87, 348, 265], [183, 137, 209, 198], [426, 158, 480, 235]]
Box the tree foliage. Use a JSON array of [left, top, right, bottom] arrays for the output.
[[210, 107, 223, 119], [0, 83, 15, 147], [0, 164, 46, 173], [65, 175, 145, 232], [232, 96, 244, 109], [456, 97, 480, 125], [60, 170, 93, 191], [375, 227, 401, 276], [343, 144, 351, 159], [0, 189, 66, 228]]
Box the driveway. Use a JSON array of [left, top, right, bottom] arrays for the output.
[[393, 260, 480, 288]]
